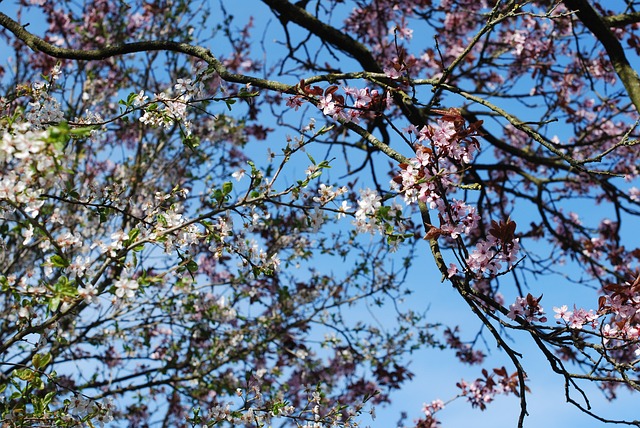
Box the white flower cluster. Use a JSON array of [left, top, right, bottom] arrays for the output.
[[0, 124, 63, 219], [138, 77, 206, 135], [25, 96, 64, 128], [25, 66, 65, 128]]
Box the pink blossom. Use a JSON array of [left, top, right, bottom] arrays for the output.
[[78, 284, 99, 304], [602, 324, 619, 344], [567, 307, 599, 330], [507, 295, 546, 323], [286, 96, 303, 110], [422, 399, 444, 417], [447, 263, 458, 278], [553, 305, 572, 322], [318, 94, 338, 116], [384, 66, 403, 79]]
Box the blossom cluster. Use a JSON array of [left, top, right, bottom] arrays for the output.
[[0, 124, 65, 219], [510, 276, 640, 361], [552, 304, 598, 330], [456, 367, 520, 410], [287, 83, 391, 125], [418, 399, 445, 428], [444, 327, 485, 365], [201, 211, 282, 276], [391, 115, 479, 205], [354, 188, 382, 232], [595, 275, 640, 356], [507, 293, 547, 323], [187, 385, 364, 428], [392, 112, 520, 277], [351, 188, 406, 241], [137, 75, 211, 135], [65, 396, 115, 426], [313, 183, 348, 206], [25, 65, 64, 128], [466, 229, 520, 277], [344, 0, 429, 78]]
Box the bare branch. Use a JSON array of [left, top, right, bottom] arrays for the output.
[[563, 0, 640, 113]]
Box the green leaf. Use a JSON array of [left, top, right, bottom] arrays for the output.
[[43, 390, 56, 407], [271, 401, 289, 415], [128, 228, 140, 241], [49, 255, 69, 268], [32, 353, 52, 370], [157, 214, 168, 227], [14, 367, 33, 381], [97, 207, 109, 223], [377, 206, 391, 218], [317, 124, 335, 135], [222, 181, 233, 195], [69, 125, 98, 138], [186, 260, 199, 273], [49, 296, 61, 312], [31, 375, 44, 390], [212, 189, 224, 202], [183, 134, 200, 151], [306, 153, 316, 165], [46, 122, 70, 143], [54, 276, 76, 296], [32, 396, 45, 415], [124, 91, 138, 107]]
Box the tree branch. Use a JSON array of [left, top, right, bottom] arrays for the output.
[[0, 11, 292, 93], [260, 0, 430, 127], [603, 11, 640, 28], [260, 0, 381, 73], [563, 0, 640, 113]]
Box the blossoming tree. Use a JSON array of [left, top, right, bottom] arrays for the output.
[[0, 0, 639, 426]]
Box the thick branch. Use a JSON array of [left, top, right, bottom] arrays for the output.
[[0, 12, 206, 61], [0, 12, 291, 93], [603, 11, 640, 28], [563, 0, 640, 113], [260, 0, 381, 73], [260, 0, 428, 126]]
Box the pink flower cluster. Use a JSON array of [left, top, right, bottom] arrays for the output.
[[552, 304, 598, 330], [0, 124, 63, 218], [353, 188, 382, 234], [466, 234, 520, 276], [422, 399, 445, 418], [416, 399, 445, 427], [507, 293, 547, 323], [597, 275, 640, 356], [392, 112, 521, 278], [287, 83, 390, 125], [456, 367, 521, 411], [444, 327, 485, 365], [391, 114, 479, 209]]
